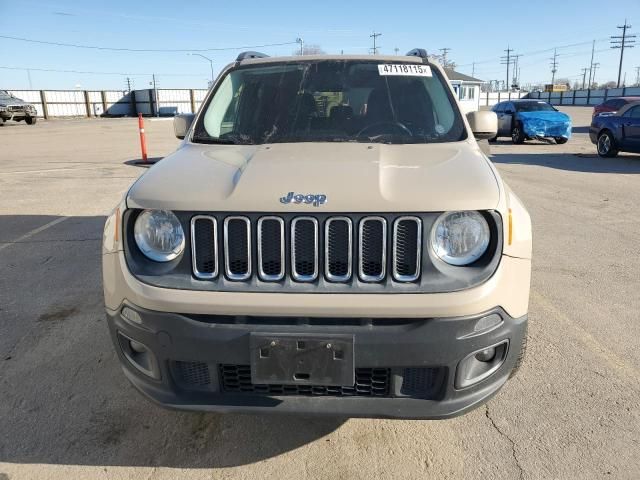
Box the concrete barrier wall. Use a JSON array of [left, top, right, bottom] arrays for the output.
[[526, 87, 640, 106]]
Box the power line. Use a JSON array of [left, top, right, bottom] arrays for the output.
[[0, 65, 206, 77], [0, 34, 298, 53], [611, 19, 636, 88]]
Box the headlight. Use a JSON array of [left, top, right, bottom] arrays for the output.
[[431, 211, 490, 266], [134, 210, 185, 262]]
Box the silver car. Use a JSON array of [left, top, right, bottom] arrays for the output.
[[0, 90, 37, 125]]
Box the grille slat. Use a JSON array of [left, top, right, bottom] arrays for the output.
[[191, 216, 218, 279], [325, 217, 352, 282], [257, 217, 285, 281], [359, 217, 387, 282], [224, 216, 251, 280], [220, 364, 390, 397], [393, 217, 422, 282], [291, 217, 318, 282]]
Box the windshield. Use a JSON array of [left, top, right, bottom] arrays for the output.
[[515, 101, 555, 112], [192, 60, 466, 145]]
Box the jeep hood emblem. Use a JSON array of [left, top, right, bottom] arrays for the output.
[[280, 192, 327, 207]]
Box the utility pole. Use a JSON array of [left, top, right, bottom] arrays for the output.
[[439, 47, 451, 66], [370, 32, 382, 55], [511, 54, 522, 87], [471, 62, 475, 77], [125, 77, 132, 93], [581, 67, 588, 89], [26, 69, 33, 89], [500, 47, 513, 91], [152, 74, 159, 117], [636, 66, 640, 86], [296, 37, 304, 55], [592, 62, 600, 87], [394, 47, 399, 55], [550, 48, 558, 85], [587, 40, 596, 89], [611, 19, 636, 88]]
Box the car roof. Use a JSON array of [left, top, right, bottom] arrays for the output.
[[616, 100, 640, 115], [239, 54, 425, 65]]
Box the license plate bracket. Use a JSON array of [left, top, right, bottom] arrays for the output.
[[250, 333, 355, 386]]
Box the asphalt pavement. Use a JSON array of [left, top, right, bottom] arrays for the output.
[[0, 108, 638, 479]]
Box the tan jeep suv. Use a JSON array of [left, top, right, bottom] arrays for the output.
[[102, 49, 532, 419]]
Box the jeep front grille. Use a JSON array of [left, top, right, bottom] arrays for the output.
[[191, 214, 426, 284]]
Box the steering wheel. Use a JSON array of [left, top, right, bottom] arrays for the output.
[[356, 121, 413, 138]]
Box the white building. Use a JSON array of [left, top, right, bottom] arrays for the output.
[[445, 69, 483, 114]]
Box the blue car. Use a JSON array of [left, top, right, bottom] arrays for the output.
[[590, 101, 640, 157], [490, 100, 572, 144]]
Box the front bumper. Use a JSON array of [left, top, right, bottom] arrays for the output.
[[0, 110, 34, 121], [522, 121, 571, 139], [107, 303, 527, 419]]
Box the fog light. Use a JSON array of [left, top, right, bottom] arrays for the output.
[[455, 340, 509, 389], [129, 339, 147, 353], [475, 347, 496, 362]]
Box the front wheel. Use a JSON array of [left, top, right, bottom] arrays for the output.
[[597, 131, 618, 158], [554, 137, 568, 144], [26, 116, 37, 125], [511, 123, 525, 144]]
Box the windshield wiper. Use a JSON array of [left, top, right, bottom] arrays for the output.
[[192, 134, 255, 145]]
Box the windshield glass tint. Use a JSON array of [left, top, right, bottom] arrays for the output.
[[193, 60, 466, 145], [516, 102, 555, 112]]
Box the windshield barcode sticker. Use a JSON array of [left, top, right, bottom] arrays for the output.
[[378, 64, 432, 77]]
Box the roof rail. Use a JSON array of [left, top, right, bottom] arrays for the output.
[[405, 48, 428, 59], [236, 51, 269, 61]]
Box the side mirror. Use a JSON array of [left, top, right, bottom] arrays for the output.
[[174, 113, 195, 139], [467, 111, 498, 140]]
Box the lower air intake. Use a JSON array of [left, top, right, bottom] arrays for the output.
[[220, 365, 390, 397]]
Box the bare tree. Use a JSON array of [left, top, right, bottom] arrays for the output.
[[293, 44, 326, 56]]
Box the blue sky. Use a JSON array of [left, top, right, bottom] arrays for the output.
[[1, 0, 640, 90]]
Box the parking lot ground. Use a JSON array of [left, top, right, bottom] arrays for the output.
[[1, 108, 639, 480]]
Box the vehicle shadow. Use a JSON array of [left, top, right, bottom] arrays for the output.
[[123, 157, 164, 167], [490, 152, 640, 174], [0, 214, 345, 469]]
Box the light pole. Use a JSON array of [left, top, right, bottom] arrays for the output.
[[188, 53, 214, 85]]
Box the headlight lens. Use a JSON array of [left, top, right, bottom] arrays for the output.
[[431, 211, 490, 266], [134, 210, 185, 262]]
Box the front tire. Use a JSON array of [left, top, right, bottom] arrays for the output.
[[26, 116, 37, 125], [511, 122, 525, 144], [554, 137, 568, 144], [597, 131, 618, 158]]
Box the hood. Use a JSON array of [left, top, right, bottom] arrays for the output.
[[127, 141, 501, 212], [518, 110, 570, 123], [0, 94, 27, 106]]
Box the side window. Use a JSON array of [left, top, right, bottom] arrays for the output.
[[626, 106, 640, 118]]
